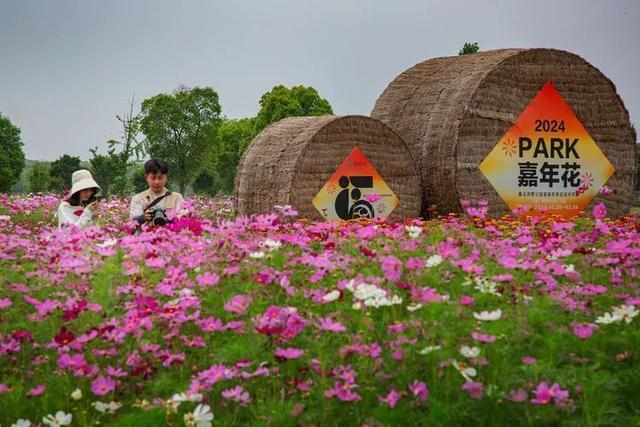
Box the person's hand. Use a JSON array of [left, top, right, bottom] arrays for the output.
[[85, 200, 100, 213], [144, 210, 153, 223]]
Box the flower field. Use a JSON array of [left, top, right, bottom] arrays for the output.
[[0, 194, 639, 426]]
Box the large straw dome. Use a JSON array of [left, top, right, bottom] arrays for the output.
[[372, 48, 637, 217], [234, 115, 422, 220]]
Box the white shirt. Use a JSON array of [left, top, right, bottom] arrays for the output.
[[57, 202, 95, 229], [128, 188, 184, 220]]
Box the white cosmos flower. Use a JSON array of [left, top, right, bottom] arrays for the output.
[[92, 401, 122, 414], [405, 225, 422, 238], [473, 309, 502, 321], [452, 360, 477, 382], [321, 290, 341, 303], [459, 345, 481, 359], [96, 238, 118, 248], [418, 345, 442, 355], [11, 420, 31, 427], [595, 312, 620, 325], [612, 305, 638, 324], [407, 303, 423, 312], [172, 392, 203, 403], [70, 388, 82, 400], [249, 251, 265, 259], [474, 279, 501, 297], [260, 239, 282, 251], [192, 404, 214, 427], [42, 412, 72, 427], [425, 254, 443, 268]]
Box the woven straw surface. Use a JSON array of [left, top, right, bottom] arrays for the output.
[[372, 48, 637, 217], [234, 115, 421, 220]]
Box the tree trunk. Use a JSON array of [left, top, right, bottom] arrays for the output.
[[180, 181, 185, 195]]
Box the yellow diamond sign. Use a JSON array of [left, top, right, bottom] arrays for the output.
[[479, 81, 615, 218], [313, 147, 398, 220]]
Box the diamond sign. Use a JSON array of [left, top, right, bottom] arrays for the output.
[[313, 147, 398, 220], [479, 81, 614, 217]]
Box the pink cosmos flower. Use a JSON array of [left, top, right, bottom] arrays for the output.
[[381, 256, 403, 282], [318, 316, 347, 333], [0, 298, 11, 309], [572, 323, 598, 340], [461, 381, 483, 399], [521, 356, 537, 365], [531, 382, 569, 405], [379, 390, 401, 408], [592, 203, 607, 219], [0, 383, 10, 394], [57, 353, 86, 370], [91, 375, 116, 396], [508, 389, 528, 402], [196, 272, 220, 287], [274, 347, 304, 360], [255, 306, 305, 341], [224, 294, 252, 316], [26, 384, 46, 397], [471, 331, 497, 343], [221, 385, 251, 405], [365, 193, 381, 203], [408, 381, 428, 401], [458, 295, 475, 306]]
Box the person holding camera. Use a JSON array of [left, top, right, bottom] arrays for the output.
[[56, 169, 102, 228], [129, 159, 184, 227]]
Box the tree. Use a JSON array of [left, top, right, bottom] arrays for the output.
[[0, 113, 26, 193], [140, 86, 222, 194], [131, 163, 148, 193], [254, 85, 333, 135], [459, 42, 480, 55], [89, 144, 128, 197], [49, 154, 82, 192], [90, 96, 146, 197], [194, 117, 256, 195], [27, 162, 52, 193]]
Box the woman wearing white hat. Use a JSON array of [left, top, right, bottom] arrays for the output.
[[56, 169, 102, 228]]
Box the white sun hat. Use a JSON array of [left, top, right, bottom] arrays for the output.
[[68, 169, 102, 200]]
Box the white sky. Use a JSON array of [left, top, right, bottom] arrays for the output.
[[1, 0, 638, 160]]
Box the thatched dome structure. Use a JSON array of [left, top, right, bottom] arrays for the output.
[[371, 48, 637, 217], [234, 115, 422, 220]]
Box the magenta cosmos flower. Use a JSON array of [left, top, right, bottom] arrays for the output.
[[91, 375, 116, 396], [531, 382, 569, 405]]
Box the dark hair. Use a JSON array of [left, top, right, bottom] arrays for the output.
[[145, 159, 169, 175], [68, 188, 97, 207]]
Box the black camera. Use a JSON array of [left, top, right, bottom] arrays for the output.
[[133, 207, 168, 226], [151, 207, 168, 226]]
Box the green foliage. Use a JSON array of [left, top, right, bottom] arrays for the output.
[[193, 117, 256, 195], [634, 143, 639, 206], [0, 113, 26, 193], [26, 162, 52, 193], [89, 143, 128, 197], [254, 85, 333, 135], [131, 163, 148, 193], [459, 42, 480, 55], [49, 154, 82, 192], [140, 86, 222, 195]]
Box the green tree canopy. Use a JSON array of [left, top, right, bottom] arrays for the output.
[[0, 114, 26, 193], [459, 42, 480, 55], [193, 117, 256, 196], [254, 85, 333, 134], [27, 162, 52, 193], [49, 154, 82, 192], [140, 86, 222, 194]]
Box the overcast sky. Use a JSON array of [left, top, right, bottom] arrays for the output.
[[1, 0, 638, 161]]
